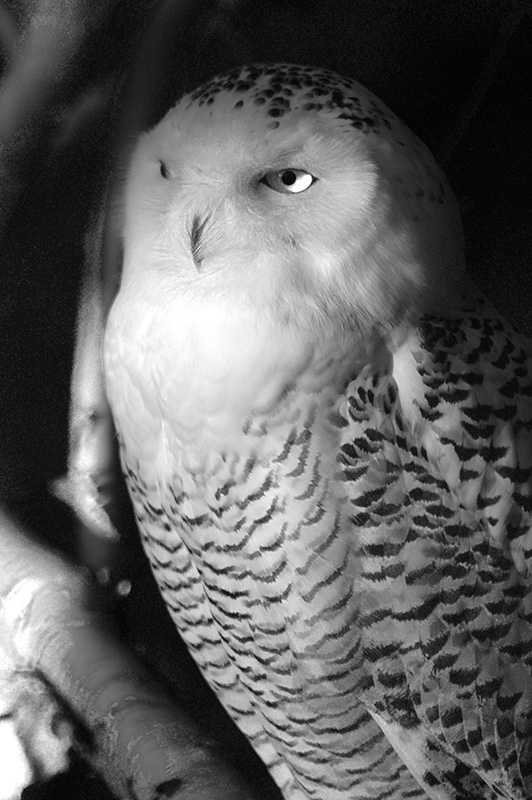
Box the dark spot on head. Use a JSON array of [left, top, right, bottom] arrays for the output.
[[268, 107, 284, 118], [331, 89, 345, 107], [234, 100, 244, 109], [349, 115, 377, 131]]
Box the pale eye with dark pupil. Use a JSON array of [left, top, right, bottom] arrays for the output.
[[281, 170, 297, 186], [261, 168, 316, 194]]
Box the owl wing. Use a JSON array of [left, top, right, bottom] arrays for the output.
[[339, 300, 532, 798]]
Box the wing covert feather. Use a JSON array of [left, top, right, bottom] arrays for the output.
[[340, 302, 532, 797]]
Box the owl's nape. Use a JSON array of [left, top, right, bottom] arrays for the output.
[[104, 64, 532, 799]]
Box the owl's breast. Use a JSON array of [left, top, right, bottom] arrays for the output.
[[106, 295, 364, 665], [104, 275, 369, 451], [105, 292, 434, 795], [117, 368, 377, 772]]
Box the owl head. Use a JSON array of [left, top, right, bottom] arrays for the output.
[[121, 64, 465, 346]]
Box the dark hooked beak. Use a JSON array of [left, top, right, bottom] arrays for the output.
[[190, 214, 210, 270]]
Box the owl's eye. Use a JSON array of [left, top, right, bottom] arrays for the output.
[[261, 169, 316, 194], [159, 160, 170, 179]]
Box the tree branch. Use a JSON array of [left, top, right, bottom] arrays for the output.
[[0, 507, 262, 800]]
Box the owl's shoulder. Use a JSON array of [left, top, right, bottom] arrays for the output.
[[396, 303, 532, 572]]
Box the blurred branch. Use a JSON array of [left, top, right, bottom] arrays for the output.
[[53, 205, 121, 548], [0, 507, 262, 800]]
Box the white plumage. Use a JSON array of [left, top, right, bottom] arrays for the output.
[[104, 64, 532, 799]]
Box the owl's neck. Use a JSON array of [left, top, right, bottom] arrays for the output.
[[104, 285, 380, 454]]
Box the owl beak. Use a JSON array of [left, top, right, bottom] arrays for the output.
[[190, 214, 209, 270]]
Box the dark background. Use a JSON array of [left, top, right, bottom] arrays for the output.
[[0, 1, 530, 797]]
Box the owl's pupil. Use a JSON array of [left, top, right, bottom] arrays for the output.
[[281, 170, 297, 185], [160, 161, 169, 179]]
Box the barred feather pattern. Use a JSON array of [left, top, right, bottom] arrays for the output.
[[111, 301, 532, 800]]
